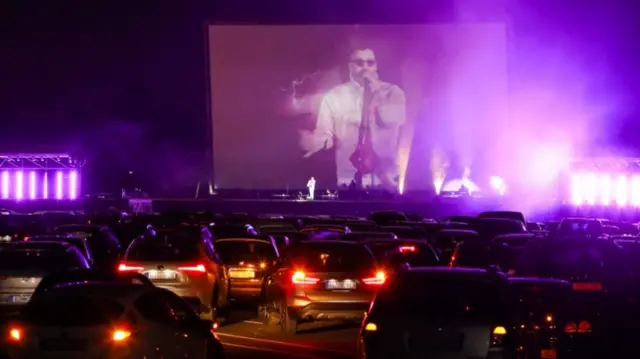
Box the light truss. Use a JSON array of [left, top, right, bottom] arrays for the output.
[[0, 153, 83, 170]]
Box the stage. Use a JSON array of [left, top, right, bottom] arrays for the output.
[[0, 195, 629, 222]]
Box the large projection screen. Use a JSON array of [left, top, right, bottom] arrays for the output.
[[208, 24, 508, 190]]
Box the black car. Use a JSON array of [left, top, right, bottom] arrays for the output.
[[358, 267, 512, 359]]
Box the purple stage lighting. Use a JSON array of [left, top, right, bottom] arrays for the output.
[[29, 171, 36, 199], [43, 172, 48, 199], [69, 171, 77, 200], [1, 171, 8, 199], [55, 171, 63, 200], [15, 171, 23, 200], [0, 169, 80, 200]]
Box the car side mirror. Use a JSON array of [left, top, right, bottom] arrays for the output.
[[200, 319, 216, 333]]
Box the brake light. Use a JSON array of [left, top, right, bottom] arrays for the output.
[[363, 271, 386, 285], [112, 329, 131, 342], [572, 282, 602, 291], [177, 264, 206, 273], [565, 321, 591, 333], [118, 263, 144, 272], [8, 327, 22, 342], [292, 271, 319, 285], [578, 320, 592, 333], [564, 322, 577, 333], [399, 245, 416, 253]]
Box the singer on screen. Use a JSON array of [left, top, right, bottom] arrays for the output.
[[301, 47, 406, 189]]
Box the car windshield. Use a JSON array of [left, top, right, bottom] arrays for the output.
[[127, 232, 201, 261], [286, 243, 375, 272], [377, 273, 504, 319], [367, 242, 439, 266], [23, 294, 124, 326], [0, 249, 79, 271], [515, 241, 631, 281], [215, 240, 277, 263]]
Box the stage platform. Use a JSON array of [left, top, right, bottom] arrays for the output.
[[0, 196, 635, 221]]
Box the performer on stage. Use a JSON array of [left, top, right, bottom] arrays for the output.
[[307, 176, 316, 200], [301, 46, 406, 189]]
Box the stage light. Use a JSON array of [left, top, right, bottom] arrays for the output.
[[632, 177, 640, 207], [1, 171, 8, 199], [584, 173, 597, 206], [43, 172, 48, 199], [600, 174, 611, 206], [570, 174, 583, 205], [55, 171, 63, 200], [29, 172, 36, 199], [15, 171, 23, 200], [615, 175, 628, 206], [69, 171, 77, 199]]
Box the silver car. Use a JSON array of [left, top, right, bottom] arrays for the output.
[[0, 241, 90, 310]]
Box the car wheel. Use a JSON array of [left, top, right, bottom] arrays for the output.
[[279, 301, 297, 335]]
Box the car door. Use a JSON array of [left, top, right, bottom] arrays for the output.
[[205, 238, 229, 306], [163, 291, 211, 359], [133, 291, 192, 359]]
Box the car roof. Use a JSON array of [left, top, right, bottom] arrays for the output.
[[28, 234, 78, 240], [8, 241, 72, 249], [437, 229, 479, 235], [43, 282, 157, 298], [57, 224, 106, 231], [508, 276, 571, 287], [216, 237, 270, 243]]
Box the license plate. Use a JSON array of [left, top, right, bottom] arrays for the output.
[[146, 270, 177, 280], [40, 338, 87, 351], [541, 349, 557, 359], [9, 295, 30, 304], [326, 280, 356, 290], [229, 270, 255, 279]]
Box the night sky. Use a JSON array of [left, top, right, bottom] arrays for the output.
[[1, 0, 639, 193]]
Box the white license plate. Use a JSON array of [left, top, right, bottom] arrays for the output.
[[326, 280, 356, 290], [146, 270, 177, 280], [229, 270, 255, 279], [0, 295, 30, 304]]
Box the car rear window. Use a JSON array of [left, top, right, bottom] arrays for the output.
[[509, 281, 571, 316], [286, 243, 376, 272], [515, 241, 631, 281], [376, 274, 504, 318], [22, 294, 124, 326], [367, 242, 439, 267], [0, 249, 81, 271], [127, 233, 200, 261], [216, 241, 277, 263]]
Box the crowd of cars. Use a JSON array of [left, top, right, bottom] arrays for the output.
[[0, 209, 638, 358]]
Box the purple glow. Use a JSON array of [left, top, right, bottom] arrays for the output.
[[15, 171, 23, 200], [571, 173, 640, 207], [1, 172, 8, 199], [0, 170, 79, 200], [29, 172, 36, 199], [43, 172, 48, 199], [69, 171, 77, 199], [55, 171, 63, 200]]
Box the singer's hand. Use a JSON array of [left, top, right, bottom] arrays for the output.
[[363, 72, 381, 92]]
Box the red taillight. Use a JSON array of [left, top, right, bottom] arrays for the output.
[[7, 326, 22, 342], [118, 263, 144, 272], [363, 271, 386, 285], [177, 264, 206, 273], [399, 245, 416, 253], [291, 271, 319, 285], [572, 282, 602, 291], [111, 328, 131, 342], [564, 321, 592, 333]]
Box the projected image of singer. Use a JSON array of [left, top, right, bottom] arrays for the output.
[[302, 47, 406, 189]]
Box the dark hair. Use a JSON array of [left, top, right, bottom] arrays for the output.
[[345, 36, 377, 60]]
